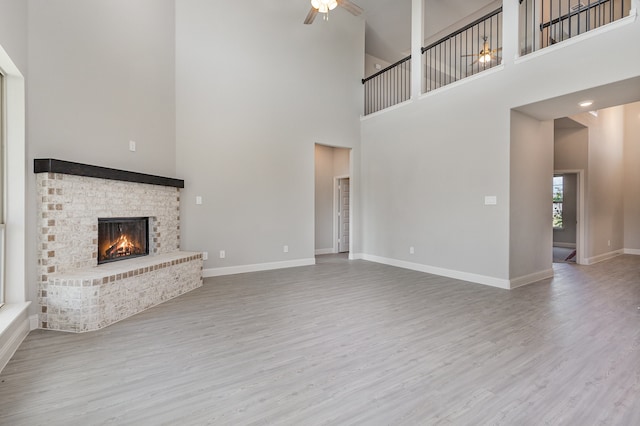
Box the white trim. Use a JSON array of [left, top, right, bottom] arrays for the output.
[[315, 248, 335, 255], [349, 252, 363, 260], [0, 302, 30, 373], [0, 42, 26, 304], [203, 258, 316, 278], [553, 242, 576, 249], [515, 10, 637, 65], [584, 249, 624, 265], [623, 248, 640, 256], [360, 99, 412, 121], [360, 254, 510, 289], [554, 169, 586, 265], [335, 175, 350, 254], [510, 269, 554, 289], [29, 314, 38, 330], [420, 64, 505, 100]]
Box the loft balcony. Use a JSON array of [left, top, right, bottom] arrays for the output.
[[362, 0, 635, 116]]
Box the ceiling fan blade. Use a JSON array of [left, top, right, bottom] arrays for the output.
[[304, 7, 318, 24], [338, 0, 363, 16]]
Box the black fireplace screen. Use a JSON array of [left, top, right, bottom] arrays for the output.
[[98, 217, 149, 264]]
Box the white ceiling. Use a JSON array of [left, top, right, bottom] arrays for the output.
[[347, 0, 497, 62], [514, 76, 640, 121]]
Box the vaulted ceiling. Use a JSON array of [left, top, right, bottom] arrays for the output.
[[326, 0, 497, 63]]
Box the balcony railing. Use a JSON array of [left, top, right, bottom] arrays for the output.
[[362, 55, 411, 116], [422, 7, 503, 93], [520, 0, 630, 55]]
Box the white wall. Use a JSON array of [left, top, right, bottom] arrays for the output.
[[27, 0, 176, 175], [624, 102, 640, 251], [554, 122, 589, 247], [510, 111, 554, 282], [0, 0, 27, 73], [315, 145, 334, 252], [175, 1, 363, 274], [569, 108, 626, 259], [24, 0, 177, 316], [361, 0, 640, 286]]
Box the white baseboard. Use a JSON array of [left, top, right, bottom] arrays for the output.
[[360, 254, 510, 289], [0, 302, 31, 373], [585, 249, 624, 265], [553, 242, 576, 249], [624, 248, 640, 255], [203, 258, 316, 278], [349, 253, 363, 260], [314, 248, 335, 255], [510, 269, 554, 289], [29, 314, 39, 330]]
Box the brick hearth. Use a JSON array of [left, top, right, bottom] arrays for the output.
[[35, 160, 202, 332]]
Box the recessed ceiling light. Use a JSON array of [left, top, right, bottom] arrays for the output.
[[579, 100, 593, 107]]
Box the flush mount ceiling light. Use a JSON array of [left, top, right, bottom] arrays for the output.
[[579, 100, 594, 107]]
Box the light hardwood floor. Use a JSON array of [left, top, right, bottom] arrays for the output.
[[1, 254, 639, 425]]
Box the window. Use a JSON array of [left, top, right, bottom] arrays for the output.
[[0, 71, 4, 307], [553, 175, 563, 229]]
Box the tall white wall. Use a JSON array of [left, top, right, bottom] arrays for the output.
[[315, 145, 334, 252], [570, 108, 626, 259], [624, 102, 640, 251], [588, 107, 625, 257], [24, 0, 177, 315], [361, 0, 640, 286], [27, 0, 176, 175], [510, 111, 554, 281], [175, 1, 363, 273], [0, 0, 27, 72], [554, 123, 589, 247]]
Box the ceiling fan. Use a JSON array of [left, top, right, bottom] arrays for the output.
[[304, 0, 363, 24], [462, 36, 502, 65]]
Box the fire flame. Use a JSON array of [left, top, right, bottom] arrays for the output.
[[105, 234, 137, 258]]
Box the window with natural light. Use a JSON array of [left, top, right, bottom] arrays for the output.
[[0, 71, 4, 307], [553, 175, 564, 229]]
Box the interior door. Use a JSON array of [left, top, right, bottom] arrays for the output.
[[338, 178, 350, 253]]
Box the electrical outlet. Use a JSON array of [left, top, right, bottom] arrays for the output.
[[219, 250, 226, 259], [202, 251, 208, 260], [283, 245, 289, 253]]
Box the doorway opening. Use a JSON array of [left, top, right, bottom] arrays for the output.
[[552, 172, 583, 264], [314, 144, 352, 257]]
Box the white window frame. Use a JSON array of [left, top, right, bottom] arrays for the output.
[[0, 70, 5, 307], [0, 42, 26, 309]]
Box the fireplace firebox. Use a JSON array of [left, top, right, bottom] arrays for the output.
[[98, 217, 149, 264]]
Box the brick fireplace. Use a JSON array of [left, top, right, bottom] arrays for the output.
[[35, 159, 203, 332]]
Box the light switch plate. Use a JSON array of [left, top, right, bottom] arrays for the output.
[[484, 196, 497, 205]]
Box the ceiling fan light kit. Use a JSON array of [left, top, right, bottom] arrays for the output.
[[304, 0, 363, 25], [311, 0, 338, 14]]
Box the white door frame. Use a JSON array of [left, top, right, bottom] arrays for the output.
[[554, 169, 586, 265], [334, 175, 350, 254]]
